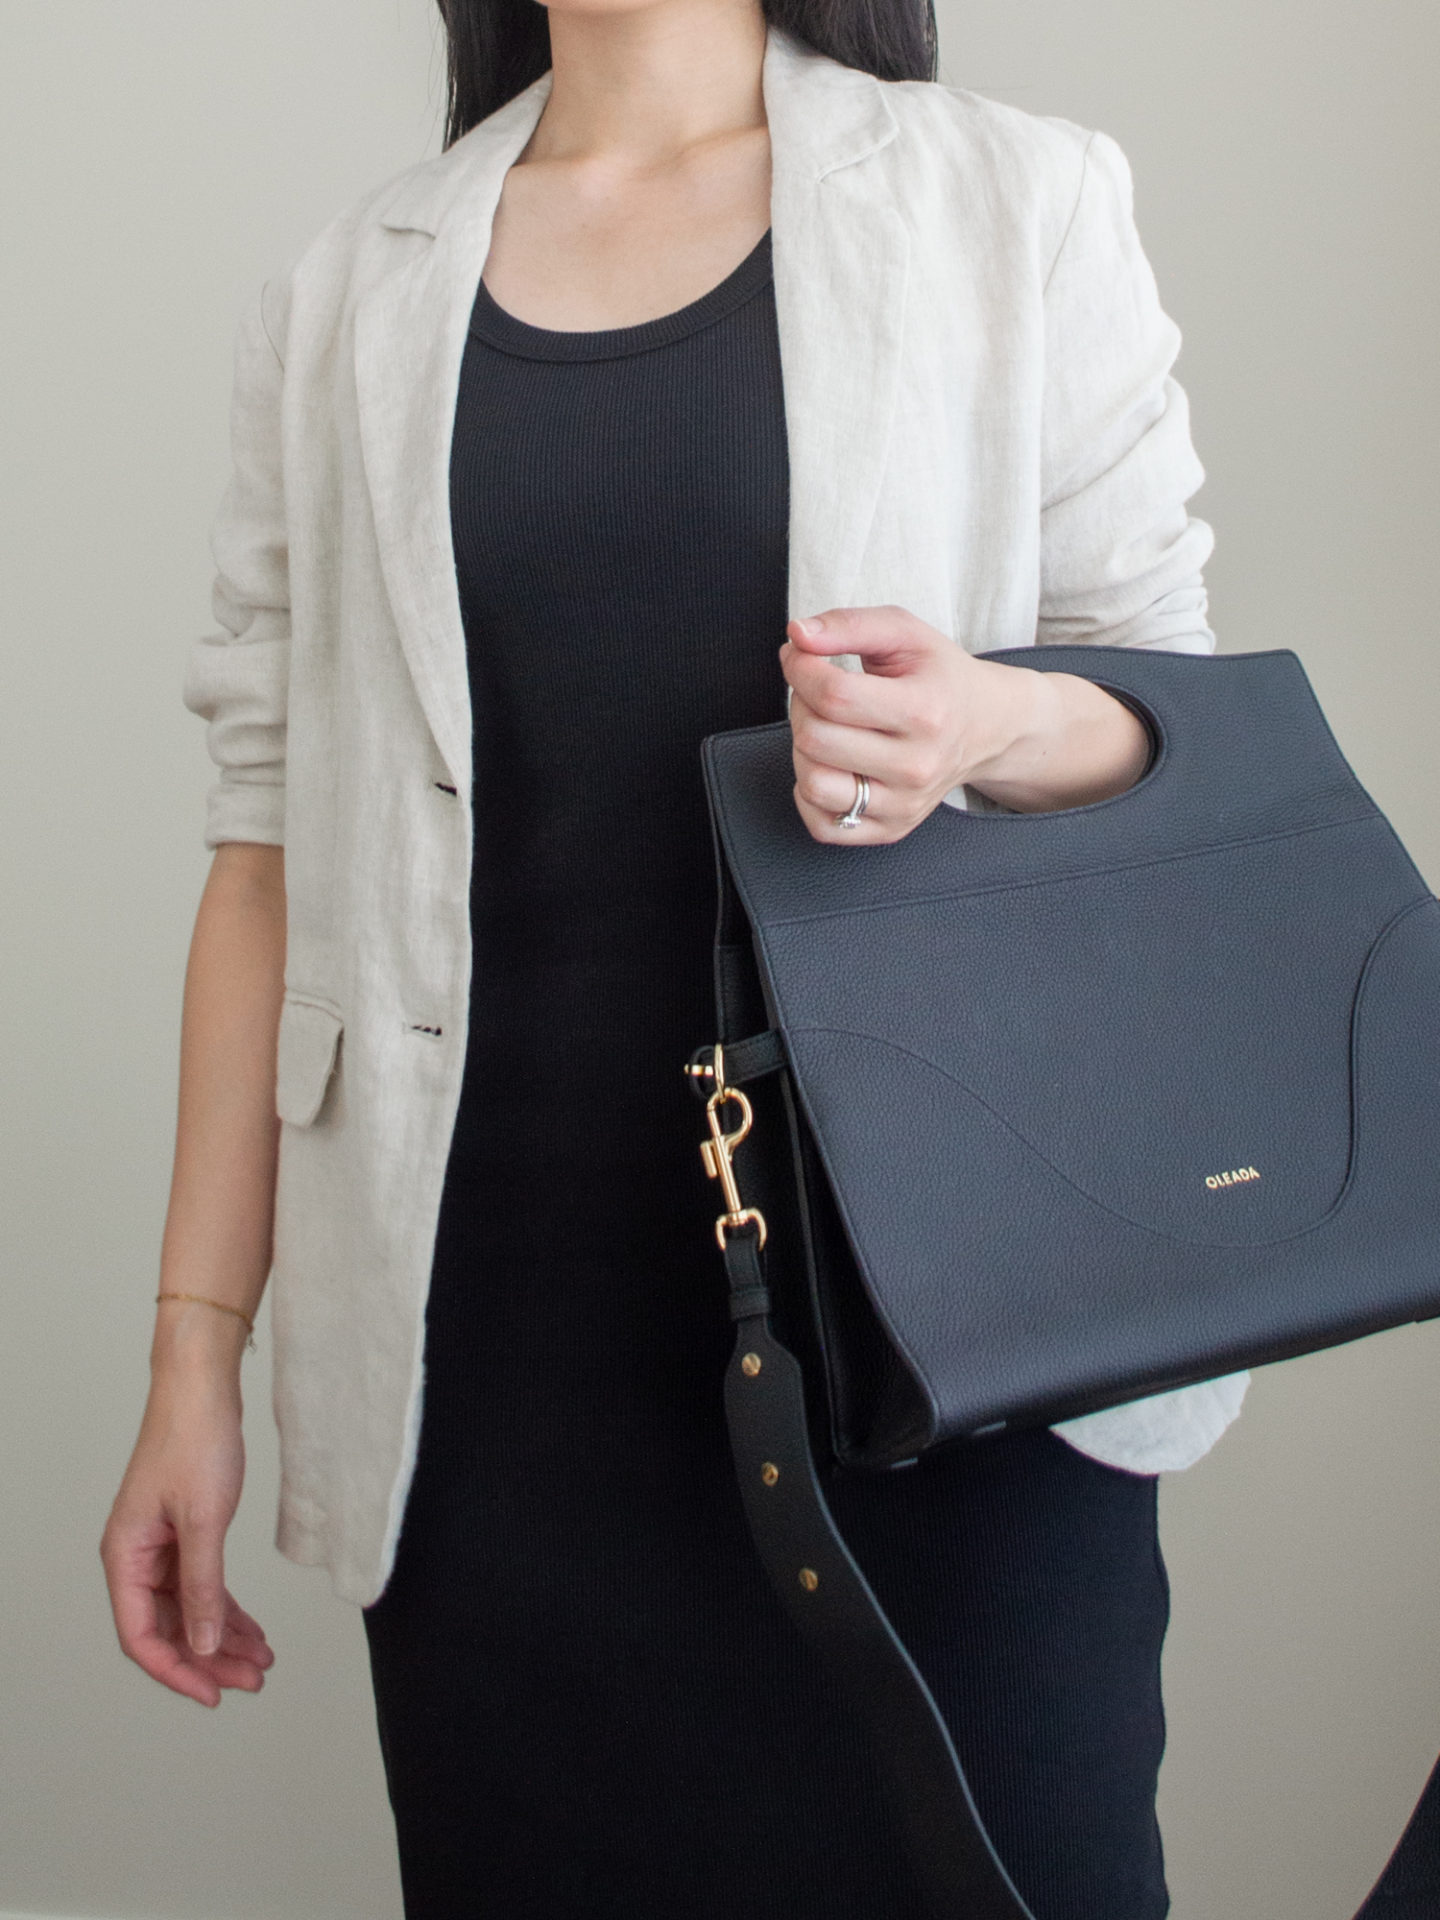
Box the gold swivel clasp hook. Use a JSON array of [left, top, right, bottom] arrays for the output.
[[686, 1044, 769, 1250]]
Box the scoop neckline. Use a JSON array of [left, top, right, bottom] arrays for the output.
[[467, 228, 773, 362]]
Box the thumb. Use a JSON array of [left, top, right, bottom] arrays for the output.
[[786, 608, 932, 674], [176, 1508, 228, 1658], [786, 612, 860, 655]]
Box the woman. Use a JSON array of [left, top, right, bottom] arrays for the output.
[[101, 2, 1250, 1913]]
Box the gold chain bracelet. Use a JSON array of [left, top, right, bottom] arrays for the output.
[[155, 1291, 258, 1352]]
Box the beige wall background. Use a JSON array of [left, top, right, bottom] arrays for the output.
[[1, 1, 1435, 1915]]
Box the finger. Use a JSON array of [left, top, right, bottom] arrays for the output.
[[116, 1597, 225, 1705], [222, 1594, 274, 1654], [792, 755, 929, 841], [222, 1624, 275, 1666], [131, 1606, 264, 1702], [792, 755, 894, 825], [176, 1510, 229, 1660], [786, 607, 941, 672], [106, 1533, 187, 1668], [782, 660, 912, 742], [111, 1586, 200, 1694], [137, 1638, 225, 1707], [789, 710, 935, 791], [105, 1549, 220, 1707], [148, 1587, 268, 1693], [193, 1647, 269, 1693], [792, 784, 893, 846], [220, 1618, 275, 1669]]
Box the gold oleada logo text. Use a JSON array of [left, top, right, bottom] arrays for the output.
[[1205, 1166, 1260, 1190]]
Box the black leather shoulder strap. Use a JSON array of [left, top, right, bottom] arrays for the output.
[[720, 1222, 1033, 1919], [707, 1055, 1440, 1918]]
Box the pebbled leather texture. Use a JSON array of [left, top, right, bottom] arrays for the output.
[[703, 646, 1440, 1461], [698, 646, 1440, 1916]]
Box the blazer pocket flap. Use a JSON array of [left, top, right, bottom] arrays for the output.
[[275, 996, 344, 1127]]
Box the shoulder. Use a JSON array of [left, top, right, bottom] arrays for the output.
[[875, 74, 1133, 269], [879, 69, 1103, 183], [251, 84, 542, 362], [256, 71, 553, 359], [252, 159, 439, 359]]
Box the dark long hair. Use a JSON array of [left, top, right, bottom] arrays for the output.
[[434, 0, 938, 148]]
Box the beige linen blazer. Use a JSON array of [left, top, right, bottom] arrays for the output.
[[184, 23, 1248, 1606]]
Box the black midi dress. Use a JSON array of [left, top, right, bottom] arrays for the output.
[[361, 229, 1173, 1920]]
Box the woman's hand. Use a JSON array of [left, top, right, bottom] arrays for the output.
[[101, 1310, 274, 1708], [781, 606, 1152, 842]]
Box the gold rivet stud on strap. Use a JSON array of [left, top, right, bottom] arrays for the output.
[[798, 1567, 819, 1592], [761, 1462, 779, 1486], [741, 1352, 762, 1376]]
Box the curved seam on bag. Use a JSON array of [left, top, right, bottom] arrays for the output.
[[762, 889, 1435, 1451], [782, 1008, 1361, 1254], [1344, 891, 1440, 1211], [795, 878, 1435, 1246]]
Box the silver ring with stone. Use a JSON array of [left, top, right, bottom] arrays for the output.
[[835, 773, 870, 829]]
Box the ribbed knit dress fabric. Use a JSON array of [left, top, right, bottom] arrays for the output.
[[360, 228, 1172, 1920]]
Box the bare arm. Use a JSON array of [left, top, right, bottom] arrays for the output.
[[101, 841, 285, 1707]]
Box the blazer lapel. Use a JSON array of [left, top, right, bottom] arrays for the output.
[[353, 27, 905, 793], [354, 72, 554, 795], [764, 33, 907, 622]]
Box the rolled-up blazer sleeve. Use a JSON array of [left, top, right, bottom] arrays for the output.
[[1037, 130, 1216, 656], [182, 278, 290, 847]]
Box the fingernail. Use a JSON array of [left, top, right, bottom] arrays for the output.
[[796, 616, 824, 637], [191, 1622, 220, 1657]]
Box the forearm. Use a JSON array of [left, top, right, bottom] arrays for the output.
[[153, 842, 286, 1389], [962, 663, 1152, 814]]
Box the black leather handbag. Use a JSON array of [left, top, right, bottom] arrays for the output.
[[686, 644, 1440, 1918]]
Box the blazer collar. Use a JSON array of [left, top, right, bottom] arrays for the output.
[[355, 25, 906, 795], [373, 27, 898, 237]]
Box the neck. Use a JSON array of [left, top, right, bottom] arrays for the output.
[[527, 2, 768, 171]]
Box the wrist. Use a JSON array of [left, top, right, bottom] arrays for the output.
[[963, 666, 1149, 812], [960, 662, 1059, 796], [150, 1296, 254, 1386]]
